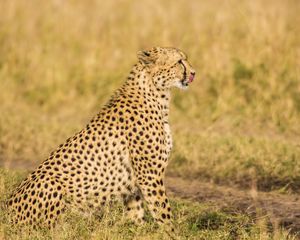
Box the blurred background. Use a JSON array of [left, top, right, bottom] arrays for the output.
[[0, 0, 299, 192]]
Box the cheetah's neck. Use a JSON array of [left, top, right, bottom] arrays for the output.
[[124, 63, 171, 122]]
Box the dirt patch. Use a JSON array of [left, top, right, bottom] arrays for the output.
[[166, 176, 300, 235]]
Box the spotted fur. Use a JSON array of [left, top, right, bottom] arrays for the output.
[[7, 47, 195, 231]]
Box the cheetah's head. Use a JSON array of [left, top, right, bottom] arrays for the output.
[[138, 47, 196, 90]]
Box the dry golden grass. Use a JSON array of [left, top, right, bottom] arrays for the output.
[[0, 0, 299, 238], [1, 0, 299, 190]]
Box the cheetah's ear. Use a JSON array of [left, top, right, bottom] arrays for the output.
[[137, 50, 156, 65]]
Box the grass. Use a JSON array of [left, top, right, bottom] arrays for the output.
[[0, 0, 300, 190], [0, 170, 296, 240], [171, 133, 300, 192], [0, 0, 299, 238]]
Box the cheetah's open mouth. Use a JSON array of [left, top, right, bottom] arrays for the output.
[[181, 73, 195, 87]]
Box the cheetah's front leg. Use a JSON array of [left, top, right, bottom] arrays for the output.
[[135, 172, 174, 232]]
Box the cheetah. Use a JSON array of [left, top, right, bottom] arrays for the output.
[[6, 47, 196, 232]]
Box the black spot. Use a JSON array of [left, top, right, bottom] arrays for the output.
[[135, 195, 141, 201]]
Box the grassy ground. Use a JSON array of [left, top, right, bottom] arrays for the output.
[[0, 0, 299, 239], [0, 170, 296, 240]]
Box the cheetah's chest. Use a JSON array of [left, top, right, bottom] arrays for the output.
[[163, 122, 173, 156]]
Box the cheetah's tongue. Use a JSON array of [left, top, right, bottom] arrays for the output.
[[188, 73, 195, 83]]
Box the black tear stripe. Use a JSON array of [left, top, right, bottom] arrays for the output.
[[180, 61, 187, 83]]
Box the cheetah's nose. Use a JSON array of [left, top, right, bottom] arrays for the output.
[[188, 72, 195, 83]]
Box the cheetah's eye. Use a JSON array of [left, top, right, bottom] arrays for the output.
[[178, 60, 183, 64]]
